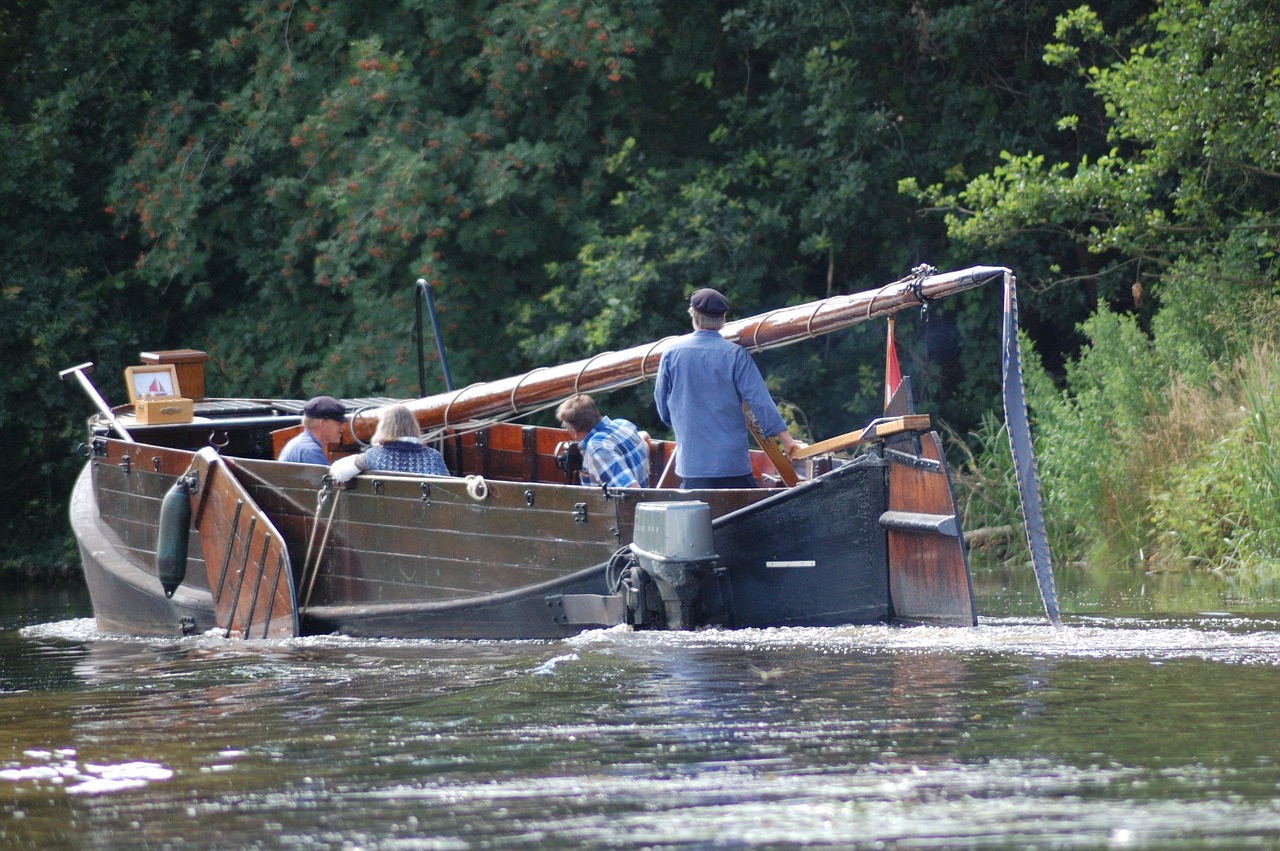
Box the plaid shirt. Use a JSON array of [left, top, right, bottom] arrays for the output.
[[580, 416, 649, 488]]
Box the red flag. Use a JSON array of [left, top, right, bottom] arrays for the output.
[[884, 316, 902, 410]]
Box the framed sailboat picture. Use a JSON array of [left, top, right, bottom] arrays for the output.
[[124, 363, 180, 402]]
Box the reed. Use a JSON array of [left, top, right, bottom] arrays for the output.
[[954, 330, 1280, 575]]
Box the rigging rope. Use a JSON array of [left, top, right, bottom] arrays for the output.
[[300, 483, 342, 612]]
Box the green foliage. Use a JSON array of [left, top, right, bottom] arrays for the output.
[[0, 0, 245, 570], [1038, 307, 1168, 560], [952, 331, 1074, 566], [105, 1, 680, 397], [953, 411, 1015, 527], [963, 257, 1280, 571], [1150, 236, 1280, 385], [522, 164, 786, 359], [524, 0, 1125, 436]]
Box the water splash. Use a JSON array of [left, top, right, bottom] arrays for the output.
[[0, 749, 173, 796]]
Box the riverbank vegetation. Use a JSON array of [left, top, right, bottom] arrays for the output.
[[930, 0, 1280, 572], [2, 0, 1277, 582]]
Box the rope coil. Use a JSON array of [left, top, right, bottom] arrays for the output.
[[803, 301, 828, 339], [637, 339, 669, 382], [465, 475, 489, 501], [748, 310, 784, 352]]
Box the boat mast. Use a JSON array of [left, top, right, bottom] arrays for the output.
[[358, 265, 1008, 442]]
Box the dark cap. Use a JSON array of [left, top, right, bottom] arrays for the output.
[[303, 395, 346, 422], [690, 287, 729, 316]]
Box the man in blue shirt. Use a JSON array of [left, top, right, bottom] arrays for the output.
[[556, 394, 650, 488], [654, 288, 804, 488], [279, 395, 346, 465]]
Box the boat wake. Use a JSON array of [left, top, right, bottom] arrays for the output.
[[565, 615, 1280, 665], [23, 614, 1280, 667]]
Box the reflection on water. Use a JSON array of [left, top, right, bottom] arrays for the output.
[[5, 619, 1280, 848], [974, 550, 1280, 619], [2, 570, 1280, 848]]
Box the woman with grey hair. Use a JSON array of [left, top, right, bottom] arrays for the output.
[[328, 403, 449, 481]]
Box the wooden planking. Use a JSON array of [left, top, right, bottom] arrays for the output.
[[94, 443, 203, 582], [226, 457, 623, 606], [232, 459, 770, 608], [317, 477, 625, 604], [885, 432, 976, 626], [448, 426, 567, 482], [90, 430, 772, 619], [190, 449, 298, 639], [310, 478, 766, 605]]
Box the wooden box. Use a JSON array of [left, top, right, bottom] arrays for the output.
[[124, 364, 194, 424], [140, 349, 208, 400], [135, 395, 194, 425]]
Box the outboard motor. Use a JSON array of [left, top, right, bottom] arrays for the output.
[[629, 501, 718, 630]]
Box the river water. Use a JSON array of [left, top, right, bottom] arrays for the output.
[[2, 565, 1279, 849]]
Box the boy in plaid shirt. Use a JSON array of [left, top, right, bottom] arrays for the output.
[[555, 394, 650, 488]]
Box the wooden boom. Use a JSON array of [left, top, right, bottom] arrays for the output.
[[357, 266, 1010, 442]]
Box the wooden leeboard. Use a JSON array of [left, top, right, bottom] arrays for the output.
[[885, 431, 976, 626], [188, 448, 298, 639]]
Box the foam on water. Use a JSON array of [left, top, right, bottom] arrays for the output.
[[567, 615, 1280, 666], [26, 614, 1280, 667], [0, 749, 174, 797]]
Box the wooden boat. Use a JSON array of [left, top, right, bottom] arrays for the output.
[[64, 266, 1060, 640]]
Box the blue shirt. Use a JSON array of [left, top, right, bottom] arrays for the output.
[[580, 416, 649, 488], [654, 330, 788, 479], [279, 430, 328, 465]]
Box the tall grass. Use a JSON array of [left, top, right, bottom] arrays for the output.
[[1150, 347, 1280, 570]]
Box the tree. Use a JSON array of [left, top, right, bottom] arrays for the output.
[[107, 0, 696, 397], [0, 1, 244, 571], [535, 0, 1152, 436], [914, 0, 1280, 322]]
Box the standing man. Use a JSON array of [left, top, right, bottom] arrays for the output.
[[279, 395, 346, 465], [654, 288, 804, 488], [556, 394, 650, 488]]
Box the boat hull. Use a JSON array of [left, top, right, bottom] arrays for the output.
[[71, 423, 972, 639]]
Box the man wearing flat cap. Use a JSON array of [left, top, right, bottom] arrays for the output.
[[279, 395, 347, 465], [654, 288, 804, 488]]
